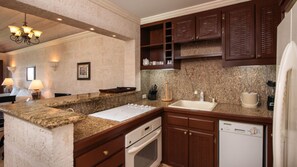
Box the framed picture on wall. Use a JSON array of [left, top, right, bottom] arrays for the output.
[[77, 62, 91, 80], [26, 66, 36, 81]]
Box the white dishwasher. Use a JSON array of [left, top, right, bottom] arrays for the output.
[[219, 120, 264, 167]]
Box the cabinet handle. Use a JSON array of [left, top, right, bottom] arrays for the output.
[[257, 54, 261, 58], [184, 131, 187, 135], [103, 150, 109, 156], [192, 37, 195, 40], [189, 132, 192, 136], [196, 36, 199, 39], [222, 14, 225, 20]]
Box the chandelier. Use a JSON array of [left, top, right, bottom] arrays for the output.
[[8, 13, 42, 45]]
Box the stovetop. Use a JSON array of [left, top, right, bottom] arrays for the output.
[[89, 103, 156, 122]]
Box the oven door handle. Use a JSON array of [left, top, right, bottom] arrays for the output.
[[127, 129, 161, 154]]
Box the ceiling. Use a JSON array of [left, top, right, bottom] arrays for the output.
[[0, 6, 83, 53], [109, 0, 215, 18]]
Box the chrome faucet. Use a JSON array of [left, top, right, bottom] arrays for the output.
[[194, 90, 204, 101], [209, 96, 216, 103]]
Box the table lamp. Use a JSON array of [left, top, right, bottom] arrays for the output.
[[1, 78, 14, 93], [29, 80, 44, 100]]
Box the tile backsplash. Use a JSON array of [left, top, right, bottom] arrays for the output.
[[141, 58, 276, 105]]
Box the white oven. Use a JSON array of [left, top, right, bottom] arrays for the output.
[[125, 117, 162, 167]]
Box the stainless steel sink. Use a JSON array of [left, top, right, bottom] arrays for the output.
[[168, 100, 217, 111]]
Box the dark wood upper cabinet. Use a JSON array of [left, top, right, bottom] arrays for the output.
[[279, 0, 296, 13], [222, 0, 281, 66], [173, 16, 196, 43], [141, 0, 281, 68], [222, 2, 255, 61], [173, 11, 222, 43], [140, 22, 180, 70], [256, 2, 281, 60], [196, 10, 221, 40]]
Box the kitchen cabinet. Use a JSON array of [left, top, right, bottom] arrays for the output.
[[196, 10, 221, 40], [164, 112, 218, 167], [141, 22, 180, 70], [167, 127, 189, 167], [256, 1, 281, 60], [222, 0, 281, 66], [96, 150, 124, 167], [173, 16, 196, 43], [189, 130, 214, 167], [222, 2, 255, 61], [75, 135, 124, 167], [279, 0, 296, 13], [172, 10, 222, 59], [172, 10, 222, 43]]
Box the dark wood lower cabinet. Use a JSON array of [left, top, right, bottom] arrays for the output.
[[165, 112, 218, 167], [167, 127, 189, 167], [75, 135, 124, 167], [189, 130, 214, 167], [96, 149, 125, 167]]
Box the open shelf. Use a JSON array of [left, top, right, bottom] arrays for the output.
[[175, 53, 222, 60], [141, 21, 180, 70], [141, 43, 163, 48], [141, 64, 174, 70]]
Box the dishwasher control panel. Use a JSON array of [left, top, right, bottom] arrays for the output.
[[219, 120, 263, 137]]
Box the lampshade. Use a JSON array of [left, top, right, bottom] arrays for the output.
[[29, 80, 44, 90], [8, 26, 19, 34], [1, 78, 14, 86], [22, 26, 33, 34], [33, 30, 42, 38], [15, 30, 22, 37], [28, 32, 34, 39]]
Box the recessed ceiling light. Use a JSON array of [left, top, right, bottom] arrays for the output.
[[90, 28, 95, 31], [112, 35, 116, 38], [57, 18, 63, 21]]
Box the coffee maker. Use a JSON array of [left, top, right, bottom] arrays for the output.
[[267, 81, 276, 111]]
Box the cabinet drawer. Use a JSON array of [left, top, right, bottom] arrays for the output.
[[75, 135, 124, 167], [189, 117, 215, 132], [96, 149, 125, 167], [167, 114, 188, 127]]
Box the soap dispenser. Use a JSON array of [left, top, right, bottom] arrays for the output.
[[200, 91, 204, 101]]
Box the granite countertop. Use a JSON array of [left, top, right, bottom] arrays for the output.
[[0, 91, 138, 129], [135, 99, 273, 120], [0, 92, 273, 142], [73, 99, 273, 142]]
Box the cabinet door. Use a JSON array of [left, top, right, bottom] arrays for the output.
[[96, 150, 125, 167], [256, 4, 281, 59], [196, 10, 221, 40], [222, 2, 255, 61], [173, 16, 195, 43], [167, 127, 188, 167], [189, 130, 215, 167]]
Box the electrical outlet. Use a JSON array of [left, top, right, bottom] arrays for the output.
[[142, 94, 147, 99]]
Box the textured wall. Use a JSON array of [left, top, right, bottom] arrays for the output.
[[142, 58, 276, 105], [1, 0, 141, 91], [4, 114, 73, 167], [5, 33, 127, 98]]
